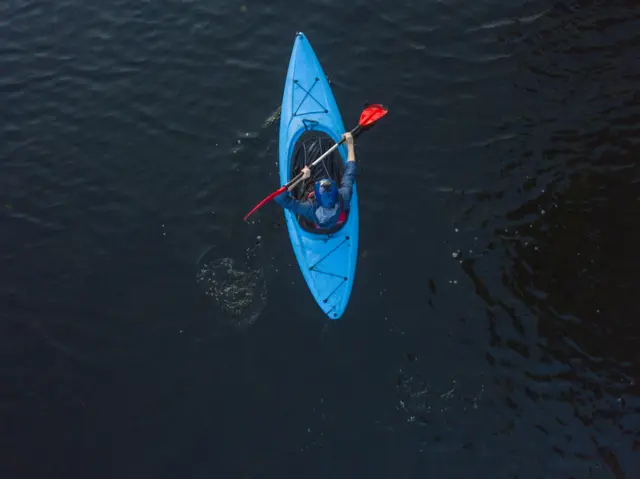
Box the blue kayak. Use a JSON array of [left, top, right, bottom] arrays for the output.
[[278, 32, 359, 319]]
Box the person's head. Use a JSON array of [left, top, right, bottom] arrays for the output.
[[314, 178, 338, 209]]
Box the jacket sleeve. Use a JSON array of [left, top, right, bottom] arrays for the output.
[[339, 161, 357, 205], [274, 191, 315, 222]]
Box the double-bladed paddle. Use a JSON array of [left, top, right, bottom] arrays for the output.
[[243, 104, 388, 222]]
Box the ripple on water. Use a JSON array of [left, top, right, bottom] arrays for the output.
[[3, 0, 640, 476], [446, 1, 640, 475]]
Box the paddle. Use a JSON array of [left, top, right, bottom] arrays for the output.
[[243, 104, 388, 222]]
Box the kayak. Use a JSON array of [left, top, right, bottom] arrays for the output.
[[278, 32, 359, 319]]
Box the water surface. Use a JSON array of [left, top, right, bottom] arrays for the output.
[[2, 1, 640, 477]]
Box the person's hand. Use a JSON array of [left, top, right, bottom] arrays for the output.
[[301, 166, 311, 179], [342, 132, 354, 146]]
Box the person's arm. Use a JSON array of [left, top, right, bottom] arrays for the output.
[[345, 132, 355, 163], [274, 191, 315, 220], [339, 132, 356, 204], [274, 166, 315, 220]]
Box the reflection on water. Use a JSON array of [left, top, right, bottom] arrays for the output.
[[454, 2, 640, 474]]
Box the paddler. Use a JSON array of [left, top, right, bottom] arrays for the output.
[[274, 132, 356, 229]]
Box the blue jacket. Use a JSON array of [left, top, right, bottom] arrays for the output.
[[275, 161, 356, 228]]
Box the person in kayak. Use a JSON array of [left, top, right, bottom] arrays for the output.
[[274, 132, 356, 229]]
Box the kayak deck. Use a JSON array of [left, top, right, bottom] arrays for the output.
[[278, 32, 359, 319]]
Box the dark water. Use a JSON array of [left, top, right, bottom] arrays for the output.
[[2, 1, 640, 477]]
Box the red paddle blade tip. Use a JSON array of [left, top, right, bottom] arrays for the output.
[[243, 186, 286, 222], [359, 104, 388, 127]]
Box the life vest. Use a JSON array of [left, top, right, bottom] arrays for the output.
[[307, 191, 347, 229]]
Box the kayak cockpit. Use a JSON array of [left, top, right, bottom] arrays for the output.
[[289, 130, 348, 235]]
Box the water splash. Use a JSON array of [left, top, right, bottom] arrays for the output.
[[195, 243, 266, 331], [262, 105, 281, 129]]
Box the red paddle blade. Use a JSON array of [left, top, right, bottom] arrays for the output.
[[358, 104, 388, 127], [243, 186, 286, 222]]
